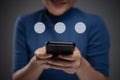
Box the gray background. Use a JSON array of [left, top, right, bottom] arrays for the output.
[[0, 0, 120, 80]]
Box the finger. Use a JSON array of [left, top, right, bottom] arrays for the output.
[[35, 46, 46, 55], [35, 58, 48, 65], [72, 47, 81, 60], [34, 47, 52, 59], [58, 55, 75, 61], [36, 54, 52, 59], [73, 47, 81, 57], [47, 59, 74, 67], [47, 64, 75, 74]]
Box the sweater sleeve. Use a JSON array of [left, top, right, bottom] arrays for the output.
[[12, 16, 30, 72], [87, 16, 110, 77]]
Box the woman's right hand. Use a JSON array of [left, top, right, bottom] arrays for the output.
[[13, 47, 52, 80], [32, 46, 53, 69]]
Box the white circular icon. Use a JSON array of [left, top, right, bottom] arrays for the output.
[[75, 22, 86, 34], [34, 22, 45, 34], [54, 22, 66, 34]]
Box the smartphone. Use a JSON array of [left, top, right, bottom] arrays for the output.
[[45, 41, 76, 57]]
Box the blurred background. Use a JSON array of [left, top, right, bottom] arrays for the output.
[[0, 0, 120, 80]]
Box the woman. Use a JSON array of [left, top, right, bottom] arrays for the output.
[[13, 0, 110, 80]]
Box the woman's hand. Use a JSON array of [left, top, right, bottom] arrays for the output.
[[34, 46, 53, 69], [44, 47, 108, 80], [45, 47, 82, 74], [13, 47, 53, 80]]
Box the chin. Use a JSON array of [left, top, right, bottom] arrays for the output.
[[49, 8, 69, 16], [51, 12, 65, 16]]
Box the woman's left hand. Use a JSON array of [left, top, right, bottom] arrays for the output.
[[46, 47, 82, 74]]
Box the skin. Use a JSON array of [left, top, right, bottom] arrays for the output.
[[13, 47, 108, 80], [42, 0, 76, 16], [13, 0, 109, 80]]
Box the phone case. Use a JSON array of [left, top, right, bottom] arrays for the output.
[[45, 41, 76, 57]]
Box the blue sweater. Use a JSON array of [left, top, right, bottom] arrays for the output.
[[13, 8, 110, 80]]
